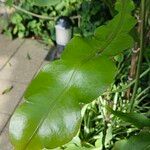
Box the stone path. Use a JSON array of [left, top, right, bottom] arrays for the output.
[[0, 34, 49, 150]]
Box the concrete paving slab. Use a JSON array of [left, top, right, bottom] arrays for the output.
[[14, 39, 48, 66], [0, 57, 41, 83], [0, 37, 24, 69], [0, 123, 12, 150], [0, 80, 27, 115], [0, 35, 11, 49], [0, 113, 9, 133], [0, 39, 48, 83]]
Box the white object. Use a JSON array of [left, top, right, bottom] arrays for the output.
[[55, 25, 72, 46]]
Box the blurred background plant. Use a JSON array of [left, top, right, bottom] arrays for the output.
[[0, 0, 113, 45]]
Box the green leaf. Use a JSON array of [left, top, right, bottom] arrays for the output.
[[62, 0, 136, 60], [6, 0, 13, 7], [107, 107, 150, 128], [9, 0, 136, 149], [18, 31, 24, 38], [10, 57, 116, 150], [31, 0, 61, 6], [113, 131, 150, 150], [11, 14, 23, 24]]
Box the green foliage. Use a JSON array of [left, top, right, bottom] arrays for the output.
[[11, 13, 25, 38], [76, 0, 112, 36], [49, 136, 100, 150], [113, 131, 150, 150], [31, 0, 61, 6], [79, 101, 104, 146], [9, 0, 136, 149], [5, 0, 13, 6], [4, 0, 84, 43], [107, 107, 150, 128], [3, 0, 111, 44]]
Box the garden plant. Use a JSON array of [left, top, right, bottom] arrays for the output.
[[1, 0, 150, 149]]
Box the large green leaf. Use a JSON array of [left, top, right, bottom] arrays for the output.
[[31, 0, 61, 6], [9, 0, 136, 149], [113, 131, 150, 150], [107, 107, 150, 128], [62, 0, 136, 60]]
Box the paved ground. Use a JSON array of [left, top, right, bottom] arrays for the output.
[[0, 34, 49, 150]]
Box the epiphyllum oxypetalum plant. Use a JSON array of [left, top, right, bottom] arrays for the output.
[[9, 0, 136, 149]]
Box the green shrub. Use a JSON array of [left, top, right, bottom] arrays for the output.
[[3, 0, 111, 45]]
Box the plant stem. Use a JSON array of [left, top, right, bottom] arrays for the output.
[[126, 43, 139, 99], [105, 67, 150, 94], [0, 1, 55, 20], [130, 0, 146, 112], [13, 5, 55, 20], [102, 120, 108, 150], [6, 4, 81, 23], [99, 97, 107, 150]]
